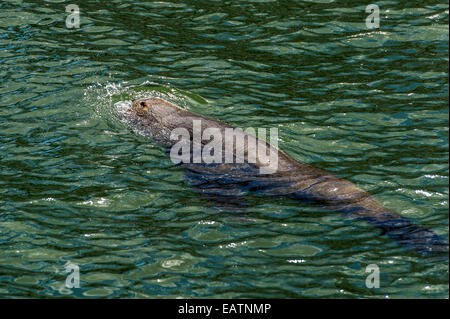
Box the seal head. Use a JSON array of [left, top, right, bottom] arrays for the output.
[[130, 97, 179, 122], [127, 97, 185, 145]]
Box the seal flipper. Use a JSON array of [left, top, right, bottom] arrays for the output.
[[182, 162, 251, 215], [342, 205, 449, 256], [287, 171, 449, 256], [183, 162, 256, 197]]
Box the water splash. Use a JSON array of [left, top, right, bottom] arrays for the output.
[[82, 80, 209, 131]]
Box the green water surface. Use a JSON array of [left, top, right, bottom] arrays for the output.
[[0, 0, 448, 298]]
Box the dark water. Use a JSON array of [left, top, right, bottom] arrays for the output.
[[0, 0, 448, 298]]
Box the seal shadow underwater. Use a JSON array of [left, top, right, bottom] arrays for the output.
[[120, 97, 448, 257]]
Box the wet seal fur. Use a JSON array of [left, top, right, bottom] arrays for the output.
[[124, 97, 448, 256]]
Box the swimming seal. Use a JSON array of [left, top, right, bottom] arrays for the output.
[[125, 97, 448, 256]]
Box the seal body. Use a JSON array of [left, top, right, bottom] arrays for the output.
[[125, 97, 448, 256]]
